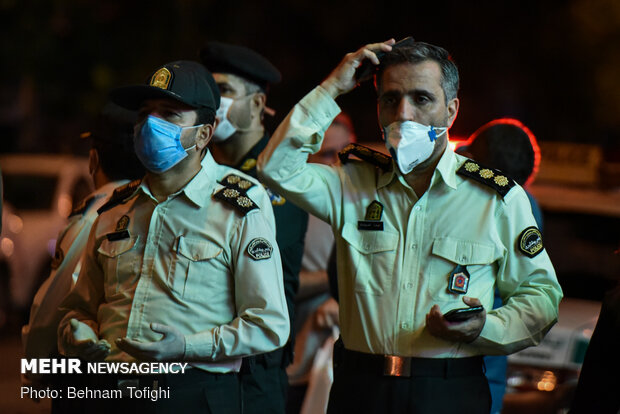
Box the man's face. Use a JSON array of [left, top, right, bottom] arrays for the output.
[[137, 98, 199, 148], [213, 72, 255, 129], [377, 61, 458, 131], [308, 123, 353, 165]]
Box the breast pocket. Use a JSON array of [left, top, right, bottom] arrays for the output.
[[97, 236, 140, 296], [427, 237, 496, 302], [341, 222, 399, 296], [171, 236, 226, 300]]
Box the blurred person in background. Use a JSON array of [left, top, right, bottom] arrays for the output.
[[58, 60, 289, 413], [568, 273, 620, 414], [21, 102, 144, 411], [286, 112, 356, 414], [201, 41, 308, 414], [456, 118, 544, 414], [457, 118, 543, 230]]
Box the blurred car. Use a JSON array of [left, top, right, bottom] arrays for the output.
[[0, 154, 92, 329], [502, 142, 620, 413]]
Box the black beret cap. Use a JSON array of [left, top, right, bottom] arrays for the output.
[[110, 60, 220, 111], [200, 41, 281, 90]]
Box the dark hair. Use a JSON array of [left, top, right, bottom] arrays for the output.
[[195, 108, 216, 126], [462, 118, 540, 186], [376, 42, 459, 103], [91, 104, 145, 181]]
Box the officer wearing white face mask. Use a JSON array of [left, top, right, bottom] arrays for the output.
[[58, 60, 289, 414], [258, 39, 562, 413], [200, 42, 309, 414]]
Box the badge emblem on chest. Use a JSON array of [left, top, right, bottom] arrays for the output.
[[448, 264, 470, 294], [358, 200, 384, 231]]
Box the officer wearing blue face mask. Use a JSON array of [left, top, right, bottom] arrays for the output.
[[258, 39, 562, 413], [58, 60, 289, 413]]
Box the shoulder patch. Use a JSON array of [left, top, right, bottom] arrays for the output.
[[457, 160, 516, 198], [70, 194, 97, 217], [247, 237, 273, 260], [338, 143, 392, 172], [219, 174, 256, 192], [518, 226, 544, 258], [213, 186, 259, 216], [97, 179, 142, 214]]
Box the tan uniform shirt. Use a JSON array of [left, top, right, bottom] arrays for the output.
[[60, 152, 289, 372], [23, 180, 128, 359], [258, 86, 562, 358]]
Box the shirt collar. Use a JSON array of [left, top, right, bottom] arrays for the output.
[[376, 143, 459, 191], [137, 154, 216, 208]]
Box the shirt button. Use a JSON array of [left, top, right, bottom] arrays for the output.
[[411, 244, 418, 250], [414, 205, 421, 211], [406, 282, 413, 289], [461, 255, 467, 261], [401, 322, 409, 329]]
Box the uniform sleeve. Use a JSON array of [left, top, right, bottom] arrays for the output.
[[257, 86, 344, 224], [57, 218, 105, 355], [184, 190, 290, 360], [471, 189, 563, 355]]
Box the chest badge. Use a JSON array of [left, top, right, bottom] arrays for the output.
[[116, 215, 130, 231], [358, 200, 384, 231], [448, 264, 470, 294]]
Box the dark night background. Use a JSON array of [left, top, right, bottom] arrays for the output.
[[0, 0, 619, 157]]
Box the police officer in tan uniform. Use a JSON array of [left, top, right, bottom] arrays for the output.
[[59, 61, 289, 413]]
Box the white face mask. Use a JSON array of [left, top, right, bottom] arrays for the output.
[[383, 121, 447, 174], [212, 97, 236, 142]]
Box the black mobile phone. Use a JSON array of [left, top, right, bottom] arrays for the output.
[[354, 36, 416, 82], [443, 306, 484, 322]]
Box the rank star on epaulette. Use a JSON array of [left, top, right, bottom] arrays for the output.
[[457, 160, 516, 198], [220, 174, 256, 192], [213, 186, 259, 215]]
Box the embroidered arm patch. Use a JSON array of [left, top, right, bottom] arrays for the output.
[[247, 238, 273, 260], [518, 226, 544, 258]]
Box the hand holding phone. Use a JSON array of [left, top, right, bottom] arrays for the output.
[[443, 305, 484, 322], [354, 36, 415, 82]]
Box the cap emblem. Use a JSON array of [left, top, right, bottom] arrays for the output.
[[150, 67, 172, 90]]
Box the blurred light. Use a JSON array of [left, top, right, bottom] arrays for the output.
[[536, 371, 557, 392], [1, 237, 14, 257], [7, 214, 23, 234], [58, 194, 72, 218]]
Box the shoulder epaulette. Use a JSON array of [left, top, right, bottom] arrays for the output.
[[213, 175, 259, 216], [338, 143, 392, 171], [70, 194, 97, 217], [97, 179, 141, 214], [219, 174, 256, 192], [457, 160, 516, 198]]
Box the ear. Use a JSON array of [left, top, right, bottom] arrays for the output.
[[88, 148, 99, 177], [252, 92, 266, 113], [196, 124, 214, 151], [447, 98, 459, 128]]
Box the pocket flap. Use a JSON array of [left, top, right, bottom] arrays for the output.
[[176, 236, 222, 261], [98, 236, 138, 258], [431, 237, 495, 265], [341, 222, 399, 254]]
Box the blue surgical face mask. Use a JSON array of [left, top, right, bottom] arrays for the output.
[[134, 115, 202, 173]]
